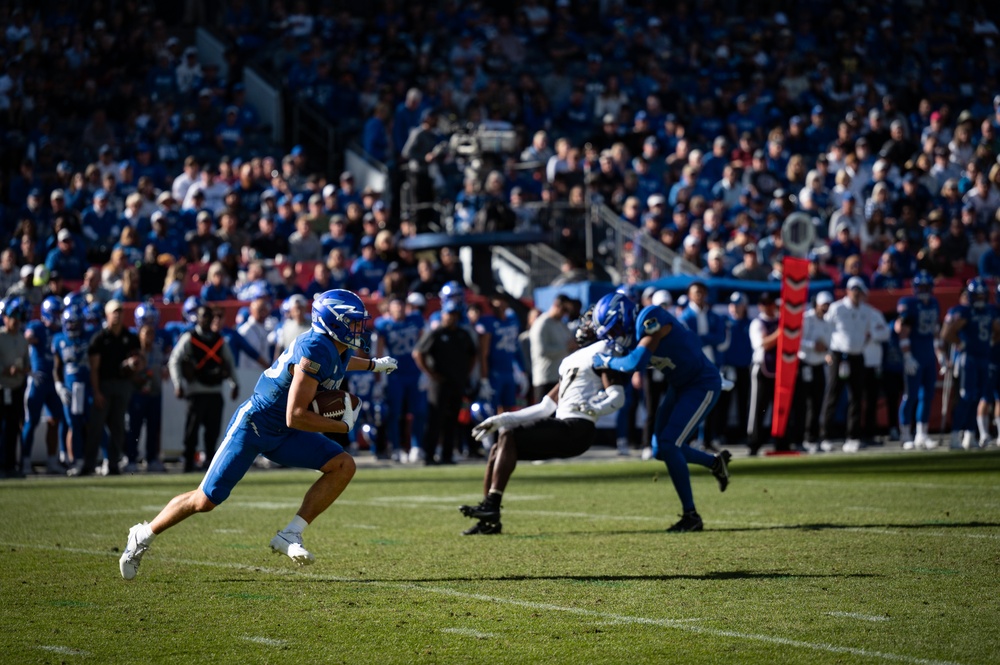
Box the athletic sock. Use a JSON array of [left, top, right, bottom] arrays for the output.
[[485, 490, 503, 509], [137, 522, 156, 545], [977, 415, 990, 441], [284, 515, 309, 535], [662, 445, 696, 513]]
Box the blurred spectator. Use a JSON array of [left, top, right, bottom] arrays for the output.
[[528, 295, 573, 403]]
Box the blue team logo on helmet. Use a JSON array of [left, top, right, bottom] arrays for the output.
[[967, 277, 988, 306], [41, 295, 64, 326], [62, 304, 85, 335], [182, 296, 203, 323], [134, 300, 160, 328], [592, 291, 638, 351], [312, 289, 371, 352]]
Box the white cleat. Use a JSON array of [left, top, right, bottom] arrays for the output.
[[978, 436, 991, 449], [408, 447, 425, 464], [640, 446, 654, 461], [961, 431, 975, 450], [902, 440, 916, 451], [842, 439, 862, 453], [119, 523, 152, 580], [819, 440, 837, 452], [270, 530, 314, 566]]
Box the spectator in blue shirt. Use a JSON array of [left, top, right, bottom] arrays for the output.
[[362, 103, 391, 164], [45, 229, 85, 280], [979, 230, 1000, 279], [200, 262, 234, 302], [348, 236, 387, 296]]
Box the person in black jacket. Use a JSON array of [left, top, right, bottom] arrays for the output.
[[412, 300, 477, 465], [168, 305, 238, 472]]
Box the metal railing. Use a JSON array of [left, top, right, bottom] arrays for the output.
[[588, 202, 701, 278]]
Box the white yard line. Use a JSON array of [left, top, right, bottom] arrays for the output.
[[826, 612, 890, 622], [441, 628, 496, 638], [6, 542, 964, 665], [37, 645, 90, 656], [241, 636, 288, 647]]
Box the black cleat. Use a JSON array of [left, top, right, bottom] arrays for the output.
[[462, 521, 502, 535], [459, 501, 501, 522], [711, 450, 732, 492], [667, 511, 704, 532]]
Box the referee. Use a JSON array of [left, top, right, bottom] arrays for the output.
[[819, 278, 889, 452]]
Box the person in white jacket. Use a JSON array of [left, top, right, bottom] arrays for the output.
[[789, 292, 834, 452]]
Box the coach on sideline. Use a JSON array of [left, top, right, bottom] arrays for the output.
[[819, 277, 889, 453]]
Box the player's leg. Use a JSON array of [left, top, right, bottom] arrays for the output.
[[265, 430, 356, 565], [899, 368, 919, 447], [975, 365, 992, 448], [20, 378, 43, 474], [654, 386, 710, 530], [42, 384, 64, 473], [182, 398, 200, 472], [993, 365, 1000, 446], [119, 403, 260, 579], [406, 378, 427, 462], [914, 361, 936, 447], [146, 393, 164, 470], [383, 374, 404, 458], [124, 393, 144, 471], [952, 356, 975, 449], [201, 393, 224, 465]]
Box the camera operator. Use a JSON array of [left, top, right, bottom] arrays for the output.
[[401, 108, 447, 232]]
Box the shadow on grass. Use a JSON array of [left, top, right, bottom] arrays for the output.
[[565, 521, 1000, 537], [215, 570, 878, 584]]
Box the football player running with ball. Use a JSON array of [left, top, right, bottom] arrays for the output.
[[460, 310, 629, 535], [590, 290, 732, 532], [118, 290, 398, 579]]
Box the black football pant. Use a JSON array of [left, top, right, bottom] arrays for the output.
[[425, 380, 464, 462], [184, 393, 223, 471]]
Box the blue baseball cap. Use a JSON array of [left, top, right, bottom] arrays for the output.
[[812, 104, 825, 115], [360, 235, 375, 248], [634, 110, 648, 122], [290, 144, 304, 156], [217, 242, 232, 259]]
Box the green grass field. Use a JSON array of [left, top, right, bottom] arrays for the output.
[[1, 450, 998, 665]]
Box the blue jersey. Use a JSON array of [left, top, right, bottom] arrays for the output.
[[163, 321, 193, 348], [897, 296, 940, 360], [374, 314, 423, 376], [606, 306, 719, 386], [53, 332, 91, 384], [222, 326, 260, 367], [992, 306, 1000, 366], [950, 304, 997, 359], [476, 312, 522, 375], [249, 330, 352, 432], [25, 321, 55, 378], [722, 315, 753, 368]]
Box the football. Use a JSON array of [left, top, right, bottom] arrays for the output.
[[309, 390, 361, 420]]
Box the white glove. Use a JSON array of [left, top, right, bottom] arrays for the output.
[[472, 413, 513, 442], [720, 374, 735, 392], [903, 353, 919, 376], [371, 357, 398, 374], [341, 397, 361, 432], [565, 402, 598, 418], [478, 377, 494, 400]]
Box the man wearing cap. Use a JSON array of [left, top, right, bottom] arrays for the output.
[[81, 300, 144, 476], [819, 278, 890, 453], [44, 229, 85, 281], [789, 293, 834, 451], [732, 243, 770, 282], [0, 250, 19, 297], [828, 191, 865, 245], [747, 291, 782, 454], [0, 298, 30, 477], [413, 300, 478, 465], [169, 305, 239, 473], [401, 108, 444, 232]]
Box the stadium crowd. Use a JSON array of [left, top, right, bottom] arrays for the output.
[[1, 1, 1000, 476]]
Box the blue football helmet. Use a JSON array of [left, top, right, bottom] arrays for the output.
[[182, 296, 203, 323], [469, 400, 495, 425], [134, 300, 160, 328], [62, 304, 85, 336], [439, 280, 465, 305], [0, 296, 31, 322], [592, 291, 638, 351], [615, 284, 641, 304], [86, 301, 104, 326], [913, 270, 933, 298], [312, 289, 371, 352], [41, 295, 64, 326], [63, 293, 87, 310], [967, 277, 988, 306]]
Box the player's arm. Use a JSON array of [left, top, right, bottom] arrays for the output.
[[570, 369, 628, 418], [940, 313, 965, 347], [345, 354, 397, 373], [286, 366, 349, 433], [597, 324, 671, 373], [472, 383, 558, 441]]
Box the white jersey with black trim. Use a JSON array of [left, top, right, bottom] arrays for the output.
[[554, 340, 619, 423]]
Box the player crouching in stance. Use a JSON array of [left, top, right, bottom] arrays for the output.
[[118, 290, 398, 579], [459, 313, 629, 535], [591, 290, 731, 532]]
